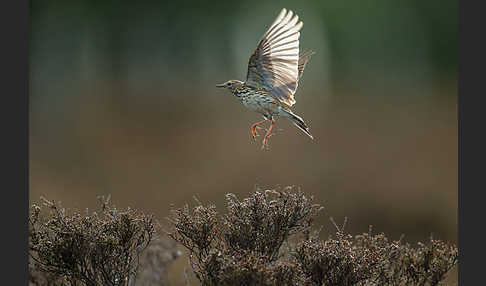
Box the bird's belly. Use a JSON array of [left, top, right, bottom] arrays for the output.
[[241, 98, 261, 111], [240, 95, 279, 116]]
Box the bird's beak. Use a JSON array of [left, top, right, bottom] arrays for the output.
[[216, 83, 225, 88]]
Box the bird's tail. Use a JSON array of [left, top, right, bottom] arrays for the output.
[[281, 109, 314, 140]]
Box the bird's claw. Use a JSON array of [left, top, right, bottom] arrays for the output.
[[251, 126, 264, 140], [261, 133, 276, 150], [261, 140, 270, 150]]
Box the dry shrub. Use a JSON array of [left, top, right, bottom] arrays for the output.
[[168, 187, 458, 286], [29, 196, 178, 286]]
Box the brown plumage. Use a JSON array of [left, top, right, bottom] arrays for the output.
[[217, 8, 314, 149]]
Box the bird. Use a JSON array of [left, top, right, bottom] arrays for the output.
[[216, 8, 314, 150]]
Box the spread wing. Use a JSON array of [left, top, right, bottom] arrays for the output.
[[246, 8, 304, 107]]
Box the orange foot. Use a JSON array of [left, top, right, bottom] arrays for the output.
[[261, 120, 276, 150], [251, 119, 268, 140], [261, 133, 276, 150]]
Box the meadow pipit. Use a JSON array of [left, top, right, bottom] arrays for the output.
[[217, 8, 314, 150]]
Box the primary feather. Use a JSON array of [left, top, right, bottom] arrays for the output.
[[246, 8, 305, 107]]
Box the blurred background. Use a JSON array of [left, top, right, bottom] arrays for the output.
[[29, 0, 457, 283]]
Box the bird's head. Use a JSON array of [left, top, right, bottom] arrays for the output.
[[216, 80, 244, 91]]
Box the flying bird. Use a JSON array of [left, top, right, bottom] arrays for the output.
[[217, 8, 314, 149]]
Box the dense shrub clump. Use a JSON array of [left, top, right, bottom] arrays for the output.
[[29, 196, 179, 286], [167, 189, 321, 285], [168, 187, 458, 286], [296, 225, 458, 286], [296, 226, 386, 285]]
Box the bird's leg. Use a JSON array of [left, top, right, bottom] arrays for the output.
[[250, 119, 268, 140], [261, 120, 276, 150]]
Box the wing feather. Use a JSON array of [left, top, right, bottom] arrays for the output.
[[246, 8, 307, 106]]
